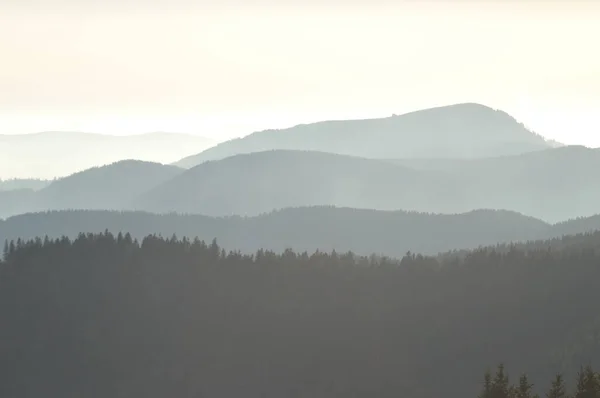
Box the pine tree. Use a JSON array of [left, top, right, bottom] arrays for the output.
[[2, 240, 8, 261], [583, 366, 599, 398], [573, 366, 599, 398], [516, 374, 536, 398], [491, 364, 511, 398], [546, 374, 567, 398], [479, 369, 493, 398]]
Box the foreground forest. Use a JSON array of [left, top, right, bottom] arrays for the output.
[[2, 231, 600, 398], [478, 364, 600, 398]]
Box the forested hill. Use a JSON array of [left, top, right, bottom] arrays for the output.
[[144, 147, 600, 222], [175, 103, 552, 168], [136, 150, 457, 217], [34, 160, 183, 211], [2, 147, 599, 222], [2, 207, 600, 258], [1, 230, 600, 398], [0, 160, 183, 219]]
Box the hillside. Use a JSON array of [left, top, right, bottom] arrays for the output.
[[175, 103, 553, 168], [2, 146, 599, 222], [0, 160, 184, 218], [387, 145, 600, 222], [2, 230, 600, 398], [32, 160, 183, 212], [148, 147, 600, 222], [0, 189, 37, 220], [0, 131, 214, 179], [5, 206, 597, 258], [138, 150, 463, 217]]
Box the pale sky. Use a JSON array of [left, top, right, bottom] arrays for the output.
[[1, 0, 599, 146]]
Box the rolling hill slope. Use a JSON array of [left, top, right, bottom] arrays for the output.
[[147, 147, 600, 221], [0, 160, 183, 218], [1, 146, 598, 222], [1, 206, 589, 258], [0, 189, 37, 220], [387, 145, 600, 222], [139, 150, 462, 216], [0, 206, 600, 257], [34, 160, 184, 211]]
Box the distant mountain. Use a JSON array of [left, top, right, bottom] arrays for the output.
[[0, 160, 183, 219], [138, 150, 462, 217], [175, 103, 554, 168], [0, 131, 214, 179], [387, 145, 600, 222], [0, 207, 556, 257], [147, 147, 600, 222], [1, 146, 598, 222], [34, 160, 183, 211], [0, 189, 37, 220]]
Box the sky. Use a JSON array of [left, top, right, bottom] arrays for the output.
[[1, 0, 599, 146]]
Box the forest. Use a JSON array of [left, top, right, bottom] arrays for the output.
[[479, 364, 599, 398], [3, 207, 600, 259], [2, 230, 600, 398]]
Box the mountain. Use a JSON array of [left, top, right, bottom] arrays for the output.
[[147, 147, 600, 222], [2, 146, 598, 222], [552, 214, 600, 237], [138, 150, 462, 217], [34, 160, 183, 212], [0, 189, 37, 220], [174, 103, 554, 168], [0, 131, 214, 179], [0, 160, 183, 219], [387, 145, 600, 222], [5, 206, 599, 258]]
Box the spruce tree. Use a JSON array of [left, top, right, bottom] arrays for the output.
[[491, 364, 511, 398], [479, 369, 493, 398], [2, 239, 8, 261], [546, 374, 567, 398], [573, 366, 599, 398], [516, 374, 536, 398]]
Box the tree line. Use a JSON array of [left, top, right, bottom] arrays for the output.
[[480, 364, 599, 398], [1, 231, 600, 398]]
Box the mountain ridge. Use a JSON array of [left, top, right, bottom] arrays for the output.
[[1, 206, 599, 259], [149, 147, 600, 222], [175, 103, 557, 168], [1, 146, 598, 222], [140, 149, 458, 217]]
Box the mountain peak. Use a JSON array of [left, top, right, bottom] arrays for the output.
[[175, 103, 553, 168]]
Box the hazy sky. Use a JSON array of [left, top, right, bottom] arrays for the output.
[[1, 0, 599, 146]]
